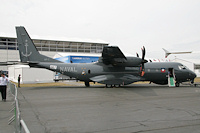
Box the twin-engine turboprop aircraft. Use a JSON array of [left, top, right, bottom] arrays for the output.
[[16, 26, 196, 87]]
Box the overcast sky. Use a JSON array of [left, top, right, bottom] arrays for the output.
[[1, 0, 200, 60]]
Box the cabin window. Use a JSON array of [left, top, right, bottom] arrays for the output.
[[88, 70, 91, 74], [178, 65, 187, 70]]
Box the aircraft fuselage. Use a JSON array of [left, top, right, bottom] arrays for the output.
[[35, 61, 196, 86]]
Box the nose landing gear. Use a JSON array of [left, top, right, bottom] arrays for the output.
[[175, 82, 180, 87]]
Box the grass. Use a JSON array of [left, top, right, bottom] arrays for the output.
[[12, 81, 70, 87], [194, 77, 200, 82]]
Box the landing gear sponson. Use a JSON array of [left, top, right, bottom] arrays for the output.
[[84, 82, 121, 88]]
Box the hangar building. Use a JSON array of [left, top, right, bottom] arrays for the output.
[[0, 36, 108, 83]]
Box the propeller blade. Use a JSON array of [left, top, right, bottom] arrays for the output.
[[140, 46, 147, 76], [142, 46, 145, 60], [143, 46, 146, 58]]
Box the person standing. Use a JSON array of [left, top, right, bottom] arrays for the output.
[[18, 74, 21, 88], [0, 73, 9, 102]]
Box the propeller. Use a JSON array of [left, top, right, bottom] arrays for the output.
[[140, 46, 148, 76]]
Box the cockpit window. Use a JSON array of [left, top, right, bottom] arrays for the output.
[[178, 65, 187, 70]]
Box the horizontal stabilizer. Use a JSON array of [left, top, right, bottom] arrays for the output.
[[0, 61, 40, 66]]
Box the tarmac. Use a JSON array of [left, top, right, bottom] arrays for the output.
[[1, 82, 200, 133], [0, 87, 15, 133]]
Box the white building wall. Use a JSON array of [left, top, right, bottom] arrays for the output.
[[8, 65, 24, 81], [0, 50, 18, 62], [8, 65, 55, 84], [0, 50, 20, 71], [15, 67, 23, 82], [8, 65, 15, 80], [194, 69, 200, 77], [22, 68, 54, 83]]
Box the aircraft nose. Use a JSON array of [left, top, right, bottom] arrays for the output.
[[189, 71, 196, 80]]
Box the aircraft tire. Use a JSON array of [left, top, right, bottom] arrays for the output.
[[175, 82, 180, 87], [106, 84, 112, 88], [114, 84, 120, 88], [85, 82, 90, 87]]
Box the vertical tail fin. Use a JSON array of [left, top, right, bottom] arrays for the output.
[[16, 26, 60, 63], [162, 48, 170, 58]]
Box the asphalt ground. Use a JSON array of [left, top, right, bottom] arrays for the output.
[[0, 87, 15, 133], [1, 82, 200, 133]]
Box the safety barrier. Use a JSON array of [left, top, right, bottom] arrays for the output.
[[8, 82, 30, 133]]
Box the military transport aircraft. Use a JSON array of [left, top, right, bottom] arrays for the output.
[[16, 26, 196, 87]]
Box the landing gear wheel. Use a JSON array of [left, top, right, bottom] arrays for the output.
[[114, 84, 120, 88], [106, 84, 112, 88], [85, 82, 90, 87], [175, 82, 180, 87]]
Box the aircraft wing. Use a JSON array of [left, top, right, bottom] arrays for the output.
[[100, 46, 127, 65]]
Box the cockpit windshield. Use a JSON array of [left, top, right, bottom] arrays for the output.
[[178, 65, 187, 70]]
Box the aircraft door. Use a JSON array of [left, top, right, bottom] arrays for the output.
[[168, 68, 175, 87]]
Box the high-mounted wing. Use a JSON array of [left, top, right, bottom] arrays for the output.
[[100, 46, 127, 65]]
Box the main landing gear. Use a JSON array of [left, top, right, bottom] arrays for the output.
[[85, 82, 90, 87], [84, 82, 121, 88], [106, 84, 121, 88]]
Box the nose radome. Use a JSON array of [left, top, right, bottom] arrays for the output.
[[189, 71, 196, 79]]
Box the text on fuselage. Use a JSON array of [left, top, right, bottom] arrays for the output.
[[60, 67, 77, 72]]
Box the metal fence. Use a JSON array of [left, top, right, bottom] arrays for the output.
[[8, 82, 30, 133]]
